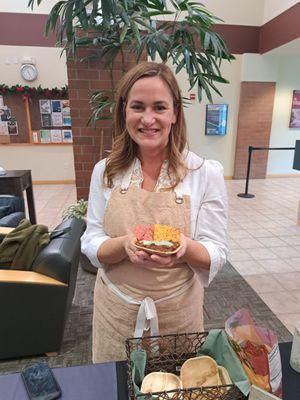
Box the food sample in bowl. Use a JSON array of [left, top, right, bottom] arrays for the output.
[[133, 224, 181, 255], [141, 372, 182, 394]]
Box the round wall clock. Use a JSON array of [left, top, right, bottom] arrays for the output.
[[20, 64, 38, 82]]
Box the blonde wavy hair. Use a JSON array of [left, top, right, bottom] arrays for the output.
[[104, 61, 188, 189]]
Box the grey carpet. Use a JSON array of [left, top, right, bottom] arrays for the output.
[[0, 261, 292, 374]]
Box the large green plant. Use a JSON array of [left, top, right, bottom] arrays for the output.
[[28, 0, 234, 126]]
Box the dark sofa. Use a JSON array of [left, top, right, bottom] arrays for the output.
[[0, 217, 86, 359], [0, 195, 25, 227]]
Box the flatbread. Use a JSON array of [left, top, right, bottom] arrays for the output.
[[133, 242, 182, 256]]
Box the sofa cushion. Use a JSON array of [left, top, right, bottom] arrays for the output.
[[0, 196, 24, 213], [0, 206, 11, 219]]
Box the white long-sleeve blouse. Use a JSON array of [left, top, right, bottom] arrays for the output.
[[81, 150, 228, 287]]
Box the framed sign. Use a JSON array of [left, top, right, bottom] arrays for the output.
[[205, 104, 228, 135], [289, 90, 300, 128]]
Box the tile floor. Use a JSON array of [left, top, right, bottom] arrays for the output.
[[226, 177, 300, 334], [30, 177, 300, 334]]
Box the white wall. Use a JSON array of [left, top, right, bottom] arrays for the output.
[[175, 57, 242, 176], [1, 0, 265, 25], [237, 52, 300, 175], [0, 0, 58, 13], [241, 53, 279, 82], [200, 0, 264, 26], [1, 0, 298, 25], [267, 56, 300, 175], [0, 45, 73, 181], [171, 51, 300, 177], [0, 45, 67, 87], [263, 0, 299, 24], [1, 1, 300, 179], [0, 145, 75, 181]]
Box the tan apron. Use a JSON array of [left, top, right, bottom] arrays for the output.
[[92, 183, 204, 363]]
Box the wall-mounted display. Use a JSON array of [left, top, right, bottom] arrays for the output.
[[0, 102, 18, 137], [0, 86, 68, 144], [205, 104, 228, 136], [39, 99, 71, 129], [289, 90, 300, 128]]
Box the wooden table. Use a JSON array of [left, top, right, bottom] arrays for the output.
[[0, 170, 36, 224]]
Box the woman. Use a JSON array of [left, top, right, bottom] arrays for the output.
[[81, 61, 228, 363]]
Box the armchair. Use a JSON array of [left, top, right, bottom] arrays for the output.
[[0, 195, 25, 227], [0, 217, 86, 359]]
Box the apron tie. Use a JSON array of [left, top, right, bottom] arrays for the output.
[[100, 267, 195, 338], [135, 297, 159, 338]]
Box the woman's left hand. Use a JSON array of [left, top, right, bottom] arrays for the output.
[[149, 233, 188, 267]]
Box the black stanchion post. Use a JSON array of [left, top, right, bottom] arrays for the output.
[[238, 146, 255, 198]]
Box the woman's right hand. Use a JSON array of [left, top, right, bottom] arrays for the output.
[[124, 235, 158, 267]]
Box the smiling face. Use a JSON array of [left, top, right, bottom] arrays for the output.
[[125, 76, 177, 156]]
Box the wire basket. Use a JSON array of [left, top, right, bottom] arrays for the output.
[[126, 331, 246, 400]]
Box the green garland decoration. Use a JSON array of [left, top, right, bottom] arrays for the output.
[[0, 84, 68, 98]]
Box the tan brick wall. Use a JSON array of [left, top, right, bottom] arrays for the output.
[[233, 82, 276, 179], [67, 48, 145, 199]]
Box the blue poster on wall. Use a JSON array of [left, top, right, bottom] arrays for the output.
[[205, 104, 228, 135]]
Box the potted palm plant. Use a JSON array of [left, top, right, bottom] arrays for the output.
[[28, 0, 234, 125]]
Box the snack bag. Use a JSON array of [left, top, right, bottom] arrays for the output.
[[225, 309, 282, 398]]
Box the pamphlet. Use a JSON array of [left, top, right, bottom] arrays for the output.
[[0, 107, 11, 121], [32, 130, 39, 143], [50, 129, 62, 143], [63, 116, 71, 126], [7, 119, 18, 135], [51, 113, 63, 127], [41, 113, 52, 127], [62, 129, 73, 143], [62, 99, 70, 116], [0, 121, 9, 135], [40, 129, 51, 143], [51, 100, 62, 113], [39, 99, 51, 114]]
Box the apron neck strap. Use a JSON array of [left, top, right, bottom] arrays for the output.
[[174, 184, 184, 204], [120, 161, 135, 193], [120, 158, 184, 204]]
